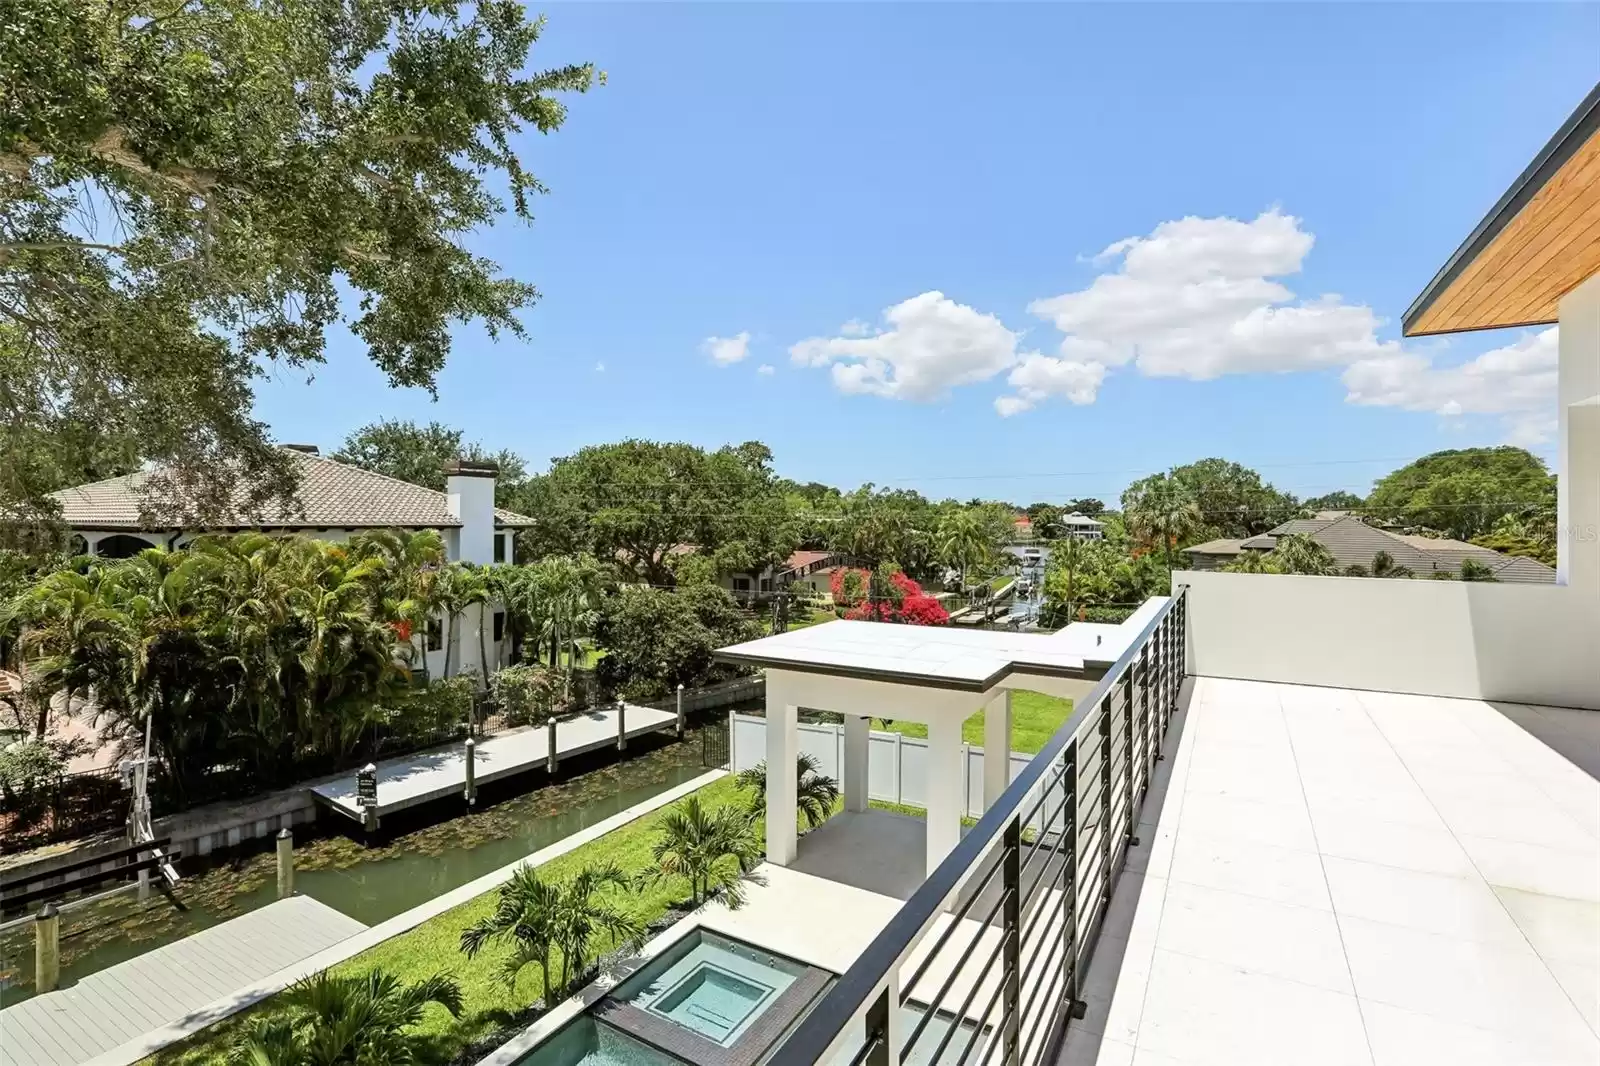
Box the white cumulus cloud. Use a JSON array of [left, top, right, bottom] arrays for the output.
[[703, 331, 751, 366], [756, 364, 776, 376], [790, 291, 1029, 401], [1342, 327, 1559, 445], [999, 209, 1400, 413], [996, 356, 1107, 416]]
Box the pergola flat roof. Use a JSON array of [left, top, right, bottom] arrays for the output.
[[715, 599, 1167, 691]]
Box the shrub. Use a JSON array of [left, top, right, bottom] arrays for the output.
[[384, 676, 474, 743], [490, 664, 563, 726]]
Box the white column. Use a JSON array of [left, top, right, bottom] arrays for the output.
[[766, 698, 799, 866], [982, 690, 1013, 811], [1568, 399, 1600, 597], [924, 715, 965, 877], [843, 715, 870, 812], [1558, 274, 1600, 588]]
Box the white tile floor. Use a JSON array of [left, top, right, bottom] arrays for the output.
[[1060, 677, 1600, 1066]]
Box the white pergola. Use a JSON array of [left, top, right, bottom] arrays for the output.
[[715, 601, 1169, 879]]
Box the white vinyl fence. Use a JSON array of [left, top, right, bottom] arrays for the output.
[[730, 713, 1067, 831]]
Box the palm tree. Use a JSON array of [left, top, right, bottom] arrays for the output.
[[644, 795, 764, 908], [460, 861, 643, 1004], [230, 969, 462, 1066], [1459, 558, 1499, 582], [431, 563, 480, 679], [14, 564, 128, 739], [1370, 551, 1413, 579], [1124, 476, 1202, 571], [1269, 534, 1338, 576], [937, 509, 987, 593], [737, 753, 841, 830], [1220, 550, 1278, 574]]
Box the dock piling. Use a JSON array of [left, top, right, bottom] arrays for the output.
[[617, 702, 627, 751], [35, 904, 59, 993], [546, 716, 559, 774], [464, 738, 477, 806], [676, 683, 685, 738], [276, 828, 294, 899]]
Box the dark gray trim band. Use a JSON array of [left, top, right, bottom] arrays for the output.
[[1403, 81, 1600, 336], [712, 651, 1105, 694]]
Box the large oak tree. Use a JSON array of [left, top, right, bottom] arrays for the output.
[[1, 0, 595, 539]]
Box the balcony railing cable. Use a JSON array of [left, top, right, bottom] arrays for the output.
[[767, 589, 1188, 1066]]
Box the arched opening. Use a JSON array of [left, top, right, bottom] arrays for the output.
[[95, 534, 157, 559]]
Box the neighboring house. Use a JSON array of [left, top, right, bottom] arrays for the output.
[[1183, 513, 1557, 582], [724, 550, 848, 603], [1012, 515, 1035, 542], [48, 445, 537, 679], [1057, 511, 1106, 541]]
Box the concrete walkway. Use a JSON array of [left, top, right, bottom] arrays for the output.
[[311, 703, 678, 820], [0, 896, 365, 1066]]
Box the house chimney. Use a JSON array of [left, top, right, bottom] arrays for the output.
[[283, 444, 320, 455], [443, 460, 498, 565]]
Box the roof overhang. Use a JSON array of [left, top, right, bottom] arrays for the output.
[[1403, 82, 1600, 337]]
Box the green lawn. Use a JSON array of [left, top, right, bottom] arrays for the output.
[[874, 690, 1073, 754], [144, 776, 750, 1066]]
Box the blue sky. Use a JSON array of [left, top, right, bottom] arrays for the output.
[[253, 3, 1600, 506]]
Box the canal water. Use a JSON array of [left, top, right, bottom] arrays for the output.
[[0, 713, 740, 1006]]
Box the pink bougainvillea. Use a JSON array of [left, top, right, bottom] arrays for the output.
[[838, 569, 949, 626]]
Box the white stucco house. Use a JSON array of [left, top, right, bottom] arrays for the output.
[[48, 445, 536, 680]]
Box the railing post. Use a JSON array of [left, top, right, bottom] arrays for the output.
[[1062, 740, 1085, 1020], [1153, 616, 1167, 759], [276, 827, 294, 898], [35, 904, 59, 994], [1138, 645, 1152, 798], [863, 980, 895, 1066], [1098, 694, 1113, 905], [1122, 669, 1138, 848], [1002, 815, 1021, 1066], [464, 737, 477, 807]]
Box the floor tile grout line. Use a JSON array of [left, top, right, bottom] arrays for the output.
[[1349, 689, 1600, 1043], [1282, 688, 1379, 1066]]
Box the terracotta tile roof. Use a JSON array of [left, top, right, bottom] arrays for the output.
[[783, 550, 835, 571], [49, 449, 536, 531]]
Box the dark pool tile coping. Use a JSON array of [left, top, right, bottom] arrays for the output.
[[594, 965, 834, 1066]]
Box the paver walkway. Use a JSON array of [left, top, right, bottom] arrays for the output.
[[0, 895, 365, 1066]]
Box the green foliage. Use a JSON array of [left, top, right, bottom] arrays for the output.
[[736, 754, 842, 830], [0, 735, 83, 803], [643, 795, 763, 908], [593, 584, 759, 699], [1303, 490, 1364, 512], [518, 440, 797, 582], [230, 968, 462, 1066], [385, 676, 475, 742], [1471, 523, 1557, 566], [1220, 551, 1280, 575], [459, 861, 643, 1006], [1121, 474, 1202, 568], [488, 664, 562, 727], [332, 421, 529, 510], [1268, 533, 1338, 576], [5, 533, 431, 800], [1039, 537, 1170, 625], [936, 506, 1008, 589], [1363, 448, 1555, 540], [831, 486, 940, 577], [1459, 558, 1498, 582], [1369, 551, 1414, 579], [2, 0, 596, 534]]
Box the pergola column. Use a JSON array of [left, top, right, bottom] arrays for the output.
[[925, 715, 964, 877], [766, 693, 799, 866], [842, 715, 870, 812], [983, 690, 1013, 810]]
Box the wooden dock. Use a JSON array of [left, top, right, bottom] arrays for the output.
[[310, 703, 680, 822], [0, 895, 365, 1066]]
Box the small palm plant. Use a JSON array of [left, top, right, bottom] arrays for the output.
[[459, 861, 643, 1006], [644, 795, 764, 909], [1370, 551, 1414, 579], [230, 968, 462, 1066], [737, 753, 842, 830]]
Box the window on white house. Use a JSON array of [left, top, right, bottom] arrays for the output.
[[732, 576, 752, 592], [426, 618, 443, 651], [493, 611, 505, 642], [494, 533, 507, 564]]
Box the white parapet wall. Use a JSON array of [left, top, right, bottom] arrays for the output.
[[1177, 569, 1600, 711]]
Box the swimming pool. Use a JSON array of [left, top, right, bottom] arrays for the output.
[[515, 929, 834, 1066]]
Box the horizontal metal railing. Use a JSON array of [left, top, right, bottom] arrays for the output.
[[768, 589, 1188, 1066]]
